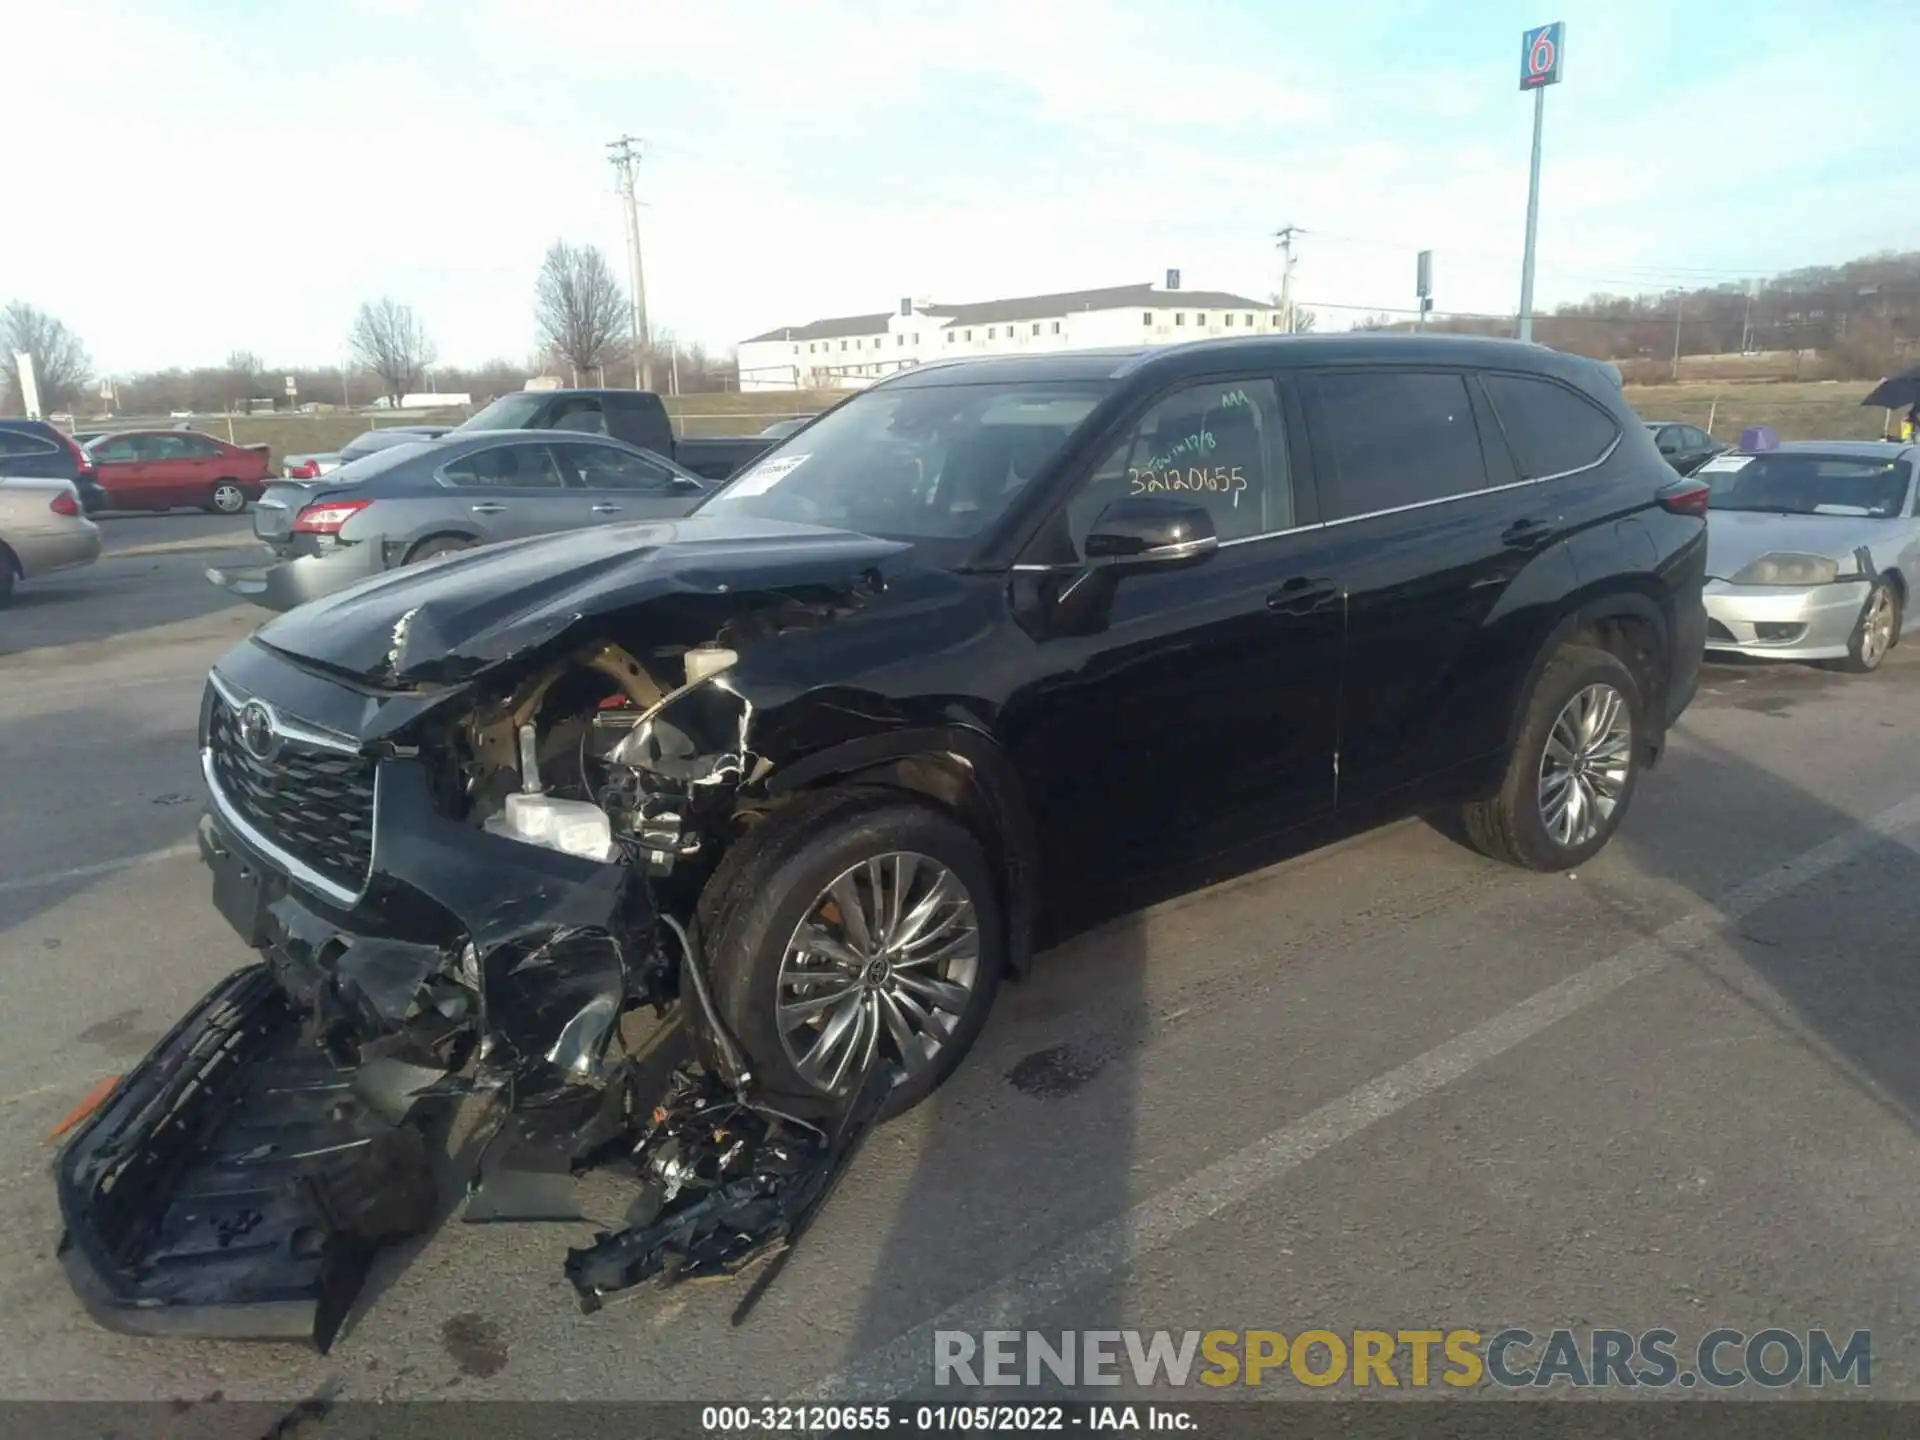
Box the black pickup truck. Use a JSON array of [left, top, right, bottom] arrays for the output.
[[454, 389, 775, 481]]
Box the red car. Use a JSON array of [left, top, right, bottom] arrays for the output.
[[84, 430, 272, 513]]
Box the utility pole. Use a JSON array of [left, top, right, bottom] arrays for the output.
[[1740, 278, 1756, 353], [1274, 225, 1300, 334], [608, 135, 653, 390], [1671, 296, 1684, 381]]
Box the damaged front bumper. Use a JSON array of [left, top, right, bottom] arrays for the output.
[[54, 965, 438, 1348], [55, 783, 891, 1347]]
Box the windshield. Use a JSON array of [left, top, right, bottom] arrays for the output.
[[1702, 453, 1913, 518], [699, 380, 1112, 546], [457, 394, 546, 432]]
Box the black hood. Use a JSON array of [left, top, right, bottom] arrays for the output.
[[253, 515, 911, 685]]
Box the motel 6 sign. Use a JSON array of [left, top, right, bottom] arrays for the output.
[[1521, 22, 1565, 89]]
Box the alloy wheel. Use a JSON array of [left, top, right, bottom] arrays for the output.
[[1860, 587, 1896, 668], [775, 851, 981, 1093], [1537, 682, 1633, 848], [212, 483, 246, 513]]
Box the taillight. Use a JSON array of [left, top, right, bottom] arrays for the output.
[[1657, 478, 1711, 518], [288, 459, 320, 479], [49, 491, 80, 517], [293, 498, 373, 534], [57, 432, 94, 475]]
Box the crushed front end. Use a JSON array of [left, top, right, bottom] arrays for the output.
[[54, 574, 894, 1348]]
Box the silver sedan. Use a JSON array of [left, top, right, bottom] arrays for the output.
[[1701, 440, 1920, 672], [0, 477, 101, 606]]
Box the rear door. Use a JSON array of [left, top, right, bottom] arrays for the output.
[[1301, 366, 1578, 806], [170, 433, 229, 502], [90, 434, 167, 507], [434, 439, 581, 542], [553, 441, 706, 523]]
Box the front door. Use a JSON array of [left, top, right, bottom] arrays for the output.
[[434, 440, 579, 542], [553, 440, 707, 524], [1005, 372, 1343, 887], [90, 434, 171, 508]]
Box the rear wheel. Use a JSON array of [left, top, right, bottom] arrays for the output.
[[403, 534, 474, 565], [700, 789, 1003, 1118], [1460, 644, 1645, 872], [207, 480, 247, 514], [1829, 579, 1899, 675]]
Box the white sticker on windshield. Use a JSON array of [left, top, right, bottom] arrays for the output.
[[727, 453, 809, 497], [1698, 454, 1752, 473]]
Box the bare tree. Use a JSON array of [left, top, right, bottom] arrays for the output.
[[223, 349, 264, 411], [1, 302, 92, 415], [534, 241, 627, 383], [348, 298, 437, 404]]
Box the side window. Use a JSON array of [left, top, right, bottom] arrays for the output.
[[547, 399, 609, 435], [94, 437, 139, 462], [1653, 427, 1682, 455], [0, 431, 55, 457], [133, 434, 186, 461], [1310, 371, 1486, 518], [1480, 372, 1621, 479], [1066, 377, 1292, 549], [440, 443, 565, 489], [177, 435, 224, 457], [561, 443, 682, 493], [1683, 427, 1715, 450]]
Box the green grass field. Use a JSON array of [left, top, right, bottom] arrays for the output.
[[112, 381, 1895, 469]]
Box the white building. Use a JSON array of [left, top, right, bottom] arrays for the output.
[[736, 276, 1282, 392]]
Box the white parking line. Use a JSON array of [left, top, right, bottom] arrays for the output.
[[801, 791, 1920, 1402], [0, 842, 199, 895]]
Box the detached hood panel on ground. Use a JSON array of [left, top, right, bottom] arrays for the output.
[[1704, 510, 1893, 580], [253, 515, 911, 685]]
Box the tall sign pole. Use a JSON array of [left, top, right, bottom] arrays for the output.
[[1416, 250, 1433, 330], [1516, 21, 1564, 343]]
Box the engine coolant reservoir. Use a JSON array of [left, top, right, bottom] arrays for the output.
[[684, 645, 737, 686]]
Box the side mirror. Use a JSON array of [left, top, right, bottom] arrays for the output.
[[1084, 497, 1219, 569]]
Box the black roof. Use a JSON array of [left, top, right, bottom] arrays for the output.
[[743, 283, 1276, 344], [883, 333, 1615, 390]]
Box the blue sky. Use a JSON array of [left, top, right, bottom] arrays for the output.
[[7, 0, 1912, 373]]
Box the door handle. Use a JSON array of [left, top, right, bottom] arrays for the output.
[[469, 502, 507, 515], [590, 503, 622, 514], [1501, 518, 1553, 550], [1267, 576, 1338, 615]]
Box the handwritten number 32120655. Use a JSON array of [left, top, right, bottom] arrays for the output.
[[1128, 465, 1247, 505]]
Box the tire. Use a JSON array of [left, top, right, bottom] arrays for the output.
[[207, 480, 247, 514], [404, 534, 474, 565], [698, 787, 1004, 1118], [1829, 579, 1899, 675], [1460, 644, 1646, 872]]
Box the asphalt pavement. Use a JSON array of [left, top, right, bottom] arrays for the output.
[[2, 548, 1918, 1406]]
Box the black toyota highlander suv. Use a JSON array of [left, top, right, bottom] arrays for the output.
[[56, 335, 1709, 1343]]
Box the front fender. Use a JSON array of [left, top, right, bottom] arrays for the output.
[[764, 721, 1041, 977]]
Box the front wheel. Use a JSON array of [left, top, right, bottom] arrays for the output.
[[207, 481, 247, 514], [700, 789, 1003, 1118], [1829, 579, 1899, 675], [1460, 644, 1646, 872]]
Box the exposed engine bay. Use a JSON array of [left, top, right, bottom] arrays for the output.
[[53, 572, 912, 1350]]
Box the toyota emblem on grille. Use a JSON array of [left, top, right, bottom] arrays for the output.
[[236, 700, 282, 763]]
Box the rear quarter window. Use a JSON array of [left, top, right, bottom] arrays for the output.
[[1482, 372, 1621, 479], [0, 430, 58, 457]]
